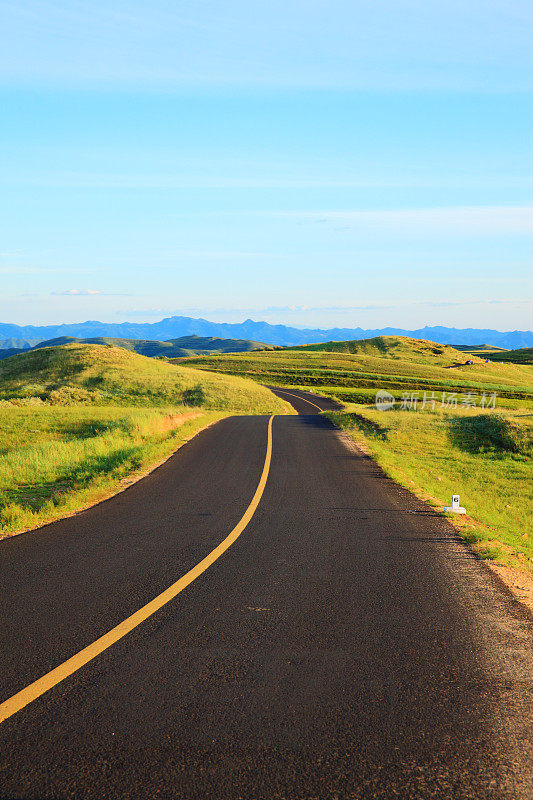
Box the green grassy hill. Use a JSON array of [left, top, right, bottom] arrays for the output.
[[449, 344, 533, 365], [0, 337, 41, 350], [0, 343, 287, 411], [479, 347, 533, 366], [0, 344, 287, 535], [290, 335, 466, 362], [0, 334, 271, 361], [451, 344, 508, 353], [178, 335, 533, 405]]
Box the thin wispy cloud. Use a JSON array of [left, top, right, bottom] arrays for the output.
[[1, 1, 531, 90], [414, 299, 533, 308], [121, 299, 533, 318], [7, 172, 532, 191], [0, 266, 95, 275], [153, 250, 284, 260]]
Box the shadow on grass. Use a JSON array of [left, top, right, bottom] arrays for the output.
[[447, 414, 530, 456], [1, 445, 144, 516], [70, 445, 143, 477], [68, 418, 133, 439], [182, 385, 206, 406], [337, 412, 389, 441]]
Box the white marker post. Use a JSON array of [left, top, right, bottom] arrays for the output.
[[444, 494, 466, 514]]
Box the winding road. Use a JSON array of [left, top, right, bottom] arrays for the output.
[[0, 388, 531, 799]]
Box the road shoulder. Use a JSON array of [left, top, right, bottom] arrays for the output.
[[331, 418, 533, 616]]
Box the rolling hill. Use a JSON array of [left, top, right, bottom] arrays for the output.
[[448, 345, 533, 365], [0, 334, 270, 361], [0, 343, 286, 411], [178, 335, 533, 405], [481, 347, 533, 366], [287, 335, 475, 364], [451, 344, 508, 352]]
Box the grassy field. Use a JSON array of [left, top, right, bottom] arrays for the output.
[[178, 336, 532, 573], [0, 344, 289, 535]]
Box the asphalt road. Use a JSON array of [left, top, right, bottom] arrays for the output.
[[0, 389, 531, 799]]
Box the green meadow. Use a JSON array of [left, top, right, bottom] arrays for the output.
[[0, 344, 288, 535]]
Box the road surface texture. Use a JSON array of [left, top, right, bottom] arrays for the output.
[[0, 388, 531, 799]]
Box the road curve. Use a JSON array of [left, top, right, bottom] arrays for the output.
[[266, 384, 343, 413], [0, 392, 531, 799]]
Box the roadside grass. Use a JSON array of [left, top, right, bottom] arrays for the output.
[[0, 345, 289, 536], [326, 403, 533, 575], [0, 406, 224, 534]]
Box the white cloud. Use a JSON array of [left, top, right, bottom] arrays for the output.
[[121, 299, 533, 321]]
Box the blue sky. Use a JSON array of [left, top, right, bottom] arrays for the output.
[[0, 0, 531, 329]]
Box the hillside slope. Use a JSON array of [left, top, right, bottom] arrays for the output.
[[452, 344, 508, 353], [0, 343, 286, 412], [289, 335, 475, 364], [0, 334, 270, 361], [481, 347, 533, 366]]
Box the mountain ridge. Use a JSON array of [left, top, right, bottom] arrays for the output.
[[0, 316, 531, 349]]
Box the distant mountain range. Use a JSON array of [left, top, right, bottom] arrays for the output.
[[0, 316, 532, 350], [0, 334, 269, 361]]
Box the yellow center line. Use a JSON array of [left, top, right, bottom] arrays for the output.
[[0, 415, 275, 726], [272, 388, 324, 412]]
